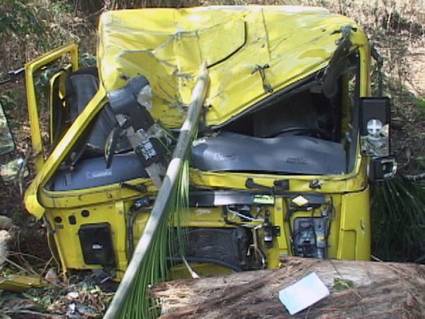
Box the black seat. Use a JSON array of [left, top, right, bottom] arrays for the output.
[[191, 132, 347, 175], [50, 151, 148, 191], [65, 67, 130, 162]]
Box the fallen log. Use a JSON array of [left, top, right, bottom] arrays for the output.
[[152, 258, 425, 319]]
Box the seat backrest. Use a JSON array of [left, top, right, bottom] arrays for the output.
[[65, 67, 130, 164]]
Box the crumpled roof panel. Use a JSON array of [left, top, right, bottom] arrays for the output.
[[97, 6, 357, 128]]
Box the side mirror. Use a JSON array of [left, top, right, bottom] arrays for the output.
[[369, 156, 397, 182], [359, 97, 397, 181], [359, 97, 390, 157]]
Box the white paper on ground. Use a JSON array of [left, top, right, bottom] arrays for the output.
[[278, 272, 330, 315]]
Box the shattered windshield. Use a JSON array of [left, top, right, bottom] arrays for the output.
[[192, 58, 360, 176]]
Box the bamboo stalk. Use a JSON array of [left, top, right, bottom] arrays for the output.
[[104, 64, 209, 319]]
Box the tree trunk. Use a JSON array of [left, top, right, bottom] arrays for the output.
[[152, 257, 425, 319]]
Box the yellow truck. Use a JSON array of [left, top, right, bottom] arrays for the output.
[[23, 6, 396, 280]]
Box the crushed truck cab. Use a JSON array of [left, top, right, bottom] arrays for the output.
[[24, 6, 395, 278]]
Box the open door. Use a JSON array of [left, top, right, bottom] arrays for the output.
[[25, 43, 79, 172]]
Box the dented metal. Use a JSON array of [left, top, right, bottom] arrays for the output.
[[22, 6, 380, 277]]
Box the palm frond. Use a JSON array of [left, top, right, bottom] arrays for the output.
[[104, 65, 209, 319], [372, 177, 425, 262]]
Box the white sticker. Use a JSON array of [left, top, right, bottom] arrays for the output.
[[279, 272, 329, 315]]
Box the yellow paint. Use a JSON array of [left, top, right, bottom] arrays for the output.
[[25, 43, 78, 170], [24, 87, 109, 218], [48, 67, 71, 145], [45, 202, 128, 277], [43, 189, 370, 274], [24, 6, 373, 276], [273, 198, 288, 254], [97, 6, 367, 127], [190, 160, 368, 192], [337, 188, 371, 260], [0, 275, 45, 292]]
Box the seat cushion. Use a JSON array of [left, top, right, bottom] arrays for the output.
[[191, 132, 346, 175], [50, 152, 148, 191]]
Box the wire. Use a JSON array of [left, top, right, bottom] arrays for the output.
[[226, 206, 264, 222]]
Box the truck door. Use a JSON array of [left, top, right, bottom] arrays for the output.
[[25, 43, 78, 171]]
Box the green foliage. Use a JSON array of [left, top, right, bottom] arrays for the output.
[[333, 277, 354, 291], [417, 157, 425, 170], [120, 163, 190, 318], [416, 97, 425, 110], [0, 0, 44, 37], [49, 0, 74, 16], [22, 287, 58, 311], [372, 177, 425, 263], [0, 0, 95, 75], [0, 91, 17, 111]]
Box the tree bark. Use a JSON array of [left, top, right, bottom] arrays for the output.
[[152, 257, 425, 319]]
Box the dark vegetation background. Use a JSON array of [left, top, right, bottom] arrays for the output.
[[0, 0, 424, 317]]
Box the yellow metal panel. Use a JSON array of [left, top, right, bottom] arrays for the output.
[[96, 6, 362, 128], [132, 211, 150, 250], [46, 202, 128, 275], [48, 66, 72, 145], [39, 178, 154, 209], [24, 87, 107, 219], [25, 7, 371, 220], [337, 230, 357, 260], [44, 190, 368, 276], [115, 50, 185, 126], [189, 157, 368, 194], [23, 7, 373, 277], [0, 275, 45, 292], [181, 207, 226, 228], [25, 43, 78, 171], [198, 20, 246, 67], [326, 195, 343, 258], [273, 197, 289, 257], [337, 188, 371, 260]]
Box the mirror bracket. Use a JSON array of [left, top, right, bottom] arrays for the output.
[[369, 156, 397, 182]]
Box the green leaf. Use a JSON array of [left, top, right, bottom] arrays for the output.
[[333, 278, 354, 291]]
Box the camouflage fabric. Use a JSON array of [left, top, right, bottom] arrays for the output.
[[0, 102, 14, 155]]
